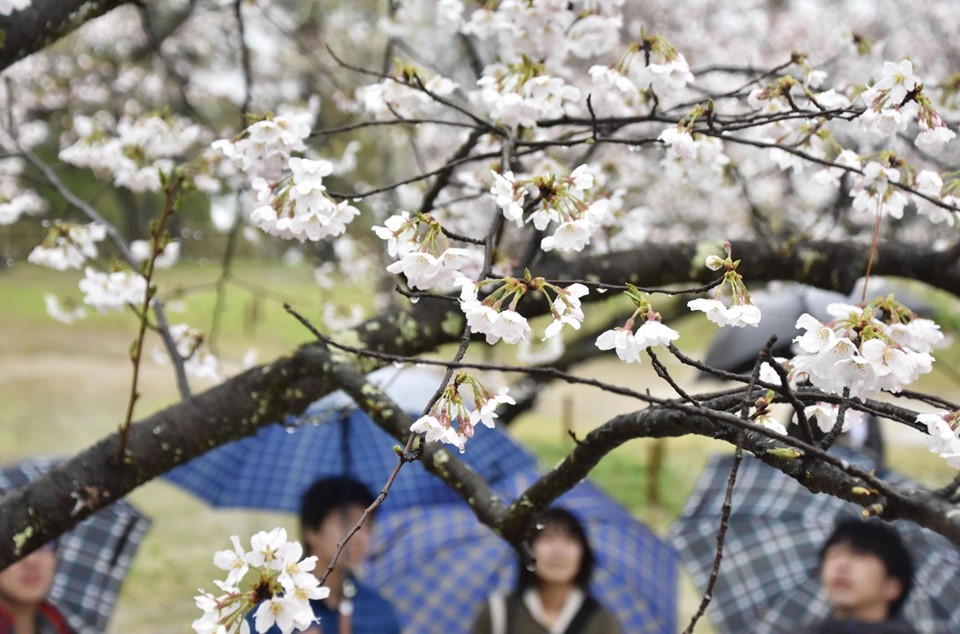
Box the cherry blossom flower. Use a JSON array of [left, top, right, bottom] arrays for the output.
[[213, 536, 250, 588], [372, 211, 418, 257], [687, 299, 762, 328], [131, 239, 180, 269], [595, 327, 643, 363], [595, 316, 679, 364], [803, 403, 866, 434], [43, 294, 87, 324], [790, 300, 936, 399], [28, 222, 107, 270], [917, 412, 960, 469], [409, 373, 514, 452], [544, 283, 588, 339], [0, 175, 46, 224], [410, 415, 462, 447], [78, 268, 147, 313], [658, 126, 697, 159], [152, 324, 222, 381], [196, 529, 330, 634], [387, 248, 475, 291]]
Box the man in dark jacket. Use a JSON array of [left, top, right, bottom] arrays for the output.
[[252, 476, 401, 634], [803, 518, 916, 634]]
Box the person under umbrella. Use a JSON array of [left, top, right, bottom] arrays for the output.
[[0, 458, 150, 634], [0, 540, 73, 634], [472, 507, 621, 634], [669, 449, 960, 633], [806, 518, 916, 634], [252, 476, 400, 634]]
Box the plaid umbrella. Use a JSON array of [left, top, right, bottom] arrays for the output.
[[0, 457, 151, 634], [363, 469, 677, 634], [668, 450, 960, 634], [164, 367, 537, 512]]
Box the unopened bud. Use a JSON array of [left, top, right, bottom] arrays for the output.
[[705, 255, 724, 271]]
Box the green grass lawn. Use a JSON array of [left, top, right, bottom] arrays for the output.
[[2, 263, 959, 633]]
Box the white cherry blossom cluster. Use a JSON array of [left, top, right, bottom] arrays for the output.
[[458, 277, 532, 345], [851, 160, 908, 219], [860, 60, 955, 146], [193, 528, 329, 634], [595, 304, 680, 364], [589, 34, 694, 109], [490, 165, 613, 253], [78, 267, 147, 313], [59, 112, 205, 192], [212, 107, 315, 181], [374, 211, 482, 291], [151, 323, 222, 382], [410, 372, 515, 452], [911, 169, 960, 225], [475, 61, 580, 129], [917, 411, 960, 468], [687, 247, 763, 328], [0, 159, 46, 224], [249, 158, 359, 243], [461, 0, 619, 63], [789, 298, 940, 400], [28, 222, 107, 270], [355, 65, 458, 119]]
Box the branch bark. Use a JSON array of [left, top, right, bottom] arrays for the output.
[[0, 0, 131, 71]]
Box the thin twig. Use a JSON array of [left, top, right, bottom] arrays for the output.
[[683, 441, 743, 634]]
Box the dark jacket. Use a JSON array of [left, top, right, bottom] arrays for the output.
[[800, 615, 917, 634], [472, 590, 621, 634], [252, 579, 401, 634]]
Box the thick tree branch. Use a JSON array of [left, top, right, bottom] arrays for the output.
[[3, 239, 960, 565], [0, 0, 131, 71]]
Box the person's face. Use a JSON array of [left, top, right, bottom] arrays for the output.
[[304, 505, 372, 572], [532, 524, 583, 587], [0, 544, 57, 609], [820, 541, 902, 620]]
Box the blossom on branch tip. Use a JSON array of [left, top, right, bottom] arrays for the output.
[[917, 412, 960, 469]]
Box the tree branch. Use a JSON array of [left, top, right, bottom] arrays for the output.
[[0, 0, 131, 71]]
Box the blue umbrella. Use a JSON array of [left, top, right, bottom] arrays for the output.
[[165, 367, 677, 633], [164, 367, 536, 512], [363, 470, 677, 634]]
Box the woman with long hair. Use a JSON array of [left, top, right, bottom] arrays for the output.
[[472, 507, 621, 634]]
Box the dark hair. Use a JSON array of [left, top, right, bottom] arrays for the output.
[[517, 507, 595, 592], [299, 476, 375, 535], [820, 518, 914, 617]]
